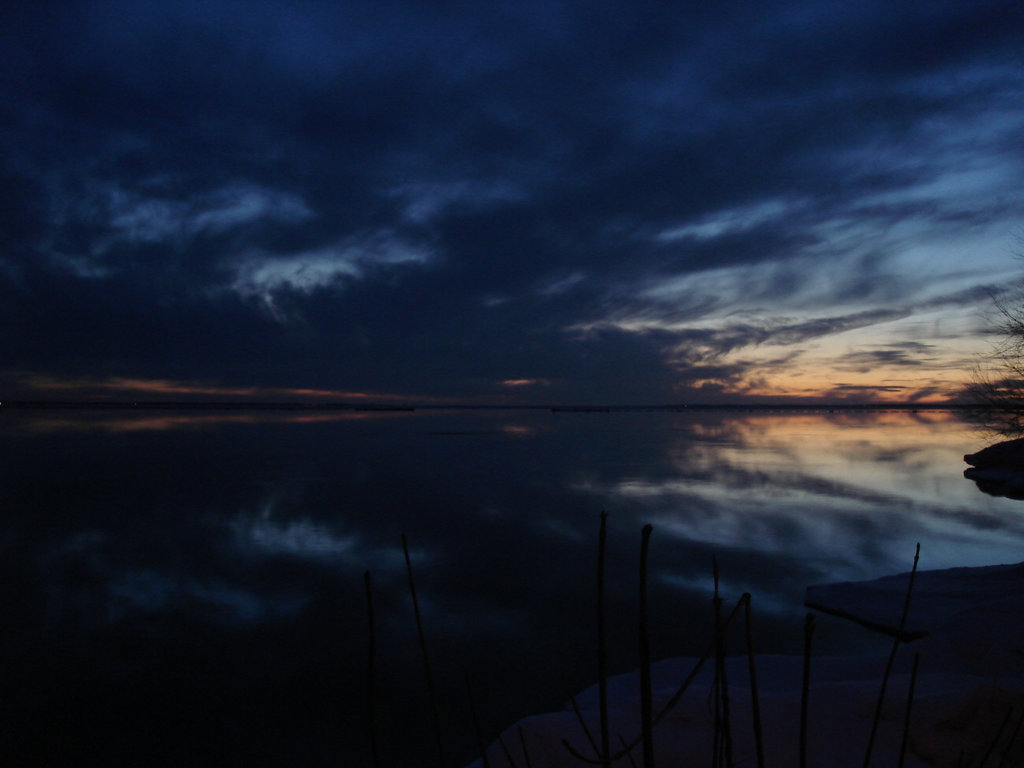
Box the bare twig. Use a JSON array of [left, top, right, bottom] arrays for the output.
[[863, 543, 921, 768]]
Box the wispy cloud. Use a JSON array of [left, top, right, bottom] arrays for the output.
[[99, 182, 313, 250], [537, 271, 586, 296], [836, 344, 940, 372], [387, 179, 525, 224], [654, 198, 802, 243], [230, 231, 433, 316], [501, 378, 551, 387]]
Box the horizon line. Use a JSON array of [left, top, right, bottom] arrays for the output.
[[0, 399, 982, 412]]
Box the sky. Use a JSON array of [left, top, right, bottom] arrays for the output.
[[2, 1, 1024, 406]]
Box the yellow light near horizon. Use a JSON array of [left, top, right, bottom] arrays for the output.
[[690, 307, 986, 402], [717, 362, 964, 402]]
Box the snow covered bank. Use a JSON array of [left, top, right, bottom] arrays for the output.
[[470, 562, 1024, 767]]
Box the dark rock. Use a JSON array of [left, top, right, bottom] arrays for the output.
[[964, 467, 1024, 500], [964, 438, 1024, 500], [964, 437, 1024, 468]]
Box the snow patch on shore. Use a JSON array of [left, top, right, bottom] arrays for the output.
[[471, 561, 1024, 767]]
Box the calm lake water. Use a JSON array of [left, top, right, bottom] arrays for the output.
[[1, 407, 1020, 766]]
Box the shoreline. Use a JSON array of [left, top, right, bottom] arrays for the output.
[[472, 561, 1024, 767]]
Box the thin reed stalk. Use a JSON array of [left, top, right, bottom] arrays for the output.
[[403, 533, 446, 768], [713, 557, 734, 768], [598, 511, 611, 768], [466, 674, 495, 768], [497, 733, 516, 768], [996, 707, 1024, 768], [518, 727, 534, 768], [897, 652, 920, 768], [653, 598, 745, 726], [620, 734, 639, 768], [800, 612, 815, 768], [713, 557, 722, 768], [562, 675, 602, 761], [639, 524, 655, 768], [364, 570, 381, 768], [567, 599, 751, 765], [863, 543, 921, 768], [742, 594, 765, 768], [467, 674, 493, 768]]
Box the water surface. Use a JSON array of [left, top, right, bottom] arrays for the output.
[[0, 407, 1018, 765]]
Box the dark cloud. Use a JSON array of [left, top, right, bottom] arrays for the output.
[[836, 345, 939, 373], [2, 0, 1023, 402]]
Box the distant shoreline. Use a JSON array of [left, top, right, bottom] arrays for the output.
[[0, 400, 985, 413]]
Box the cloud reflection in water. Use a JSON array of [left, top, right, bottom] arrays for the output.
[[575, 411, 1024, 586], [1, 407, 1020, 765]]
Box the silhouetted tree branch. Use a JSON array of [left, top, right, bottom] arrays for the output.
[[968, 264, 1024, 435]]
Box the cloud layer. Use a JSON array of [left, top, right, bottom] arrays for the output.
[[2, 1, 1023, 403]]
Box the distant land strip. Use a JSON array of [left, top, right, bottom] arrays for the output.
[[0, 400, 416, 412], [0, 400, 990, 413]]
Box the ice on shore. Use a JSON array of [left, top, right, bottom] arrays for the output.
[[470, 561, 1024, 767]]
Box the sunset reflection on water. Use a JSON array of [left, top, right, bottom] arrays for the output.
[[576, 410, 1020, 586], [0, 406, 1018, 765]]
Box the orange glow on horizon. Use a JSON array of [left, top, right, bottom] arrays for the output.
[[704, 375, 961, 404], [4, 359, 970, 407], [685, 344, 970, 404], [10, 373, 440, 404], [10, 409, 409, 434]]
